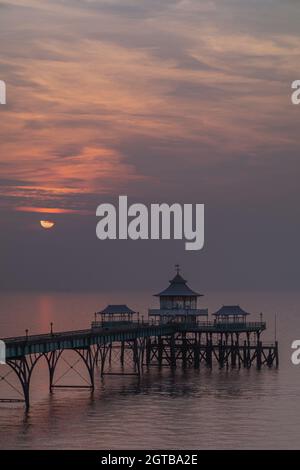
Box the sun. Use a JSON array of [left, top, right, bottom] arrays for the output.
[[40, 220, 55, 229]]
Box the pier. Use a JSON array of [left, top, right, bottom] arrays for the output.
[[0, 267, 279, 410], [0, 319, 279, 411]]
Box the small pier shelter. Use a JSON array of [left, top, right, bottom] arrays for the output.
[[93, 304, 136, 328], [213, 305, 250, 324]]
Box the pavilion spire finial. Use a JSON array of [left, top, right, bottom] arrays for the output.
[[175, 264, 180, 274]]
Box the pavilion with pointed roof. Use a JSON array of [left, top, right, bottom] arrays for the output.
[[213, 305, 250, 323], [148, 265, 208, 324], [93, 304, 136, 328]]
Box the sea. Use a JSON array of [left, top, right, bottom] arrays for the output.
[[0, 290, 299, 450]]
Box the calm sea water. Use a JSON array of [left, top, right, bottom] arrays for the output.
[[0, 290, 300, 450]]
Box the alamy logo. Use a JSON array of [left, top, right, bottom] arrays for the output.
[[291, 340, 300, 365], [0, 340, 6, 364], [291, 80, 300, 105], [96, 196, 204, 251], [0, 80, 6, 105]]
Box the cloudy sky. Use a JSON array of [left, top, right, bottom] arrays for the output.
[[0, 0, 299, 292]]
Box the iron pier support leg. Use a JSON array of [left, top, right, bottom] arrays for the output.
[[75, 347, 96, 390], [243, 341, 247, 368], [275, 341, 279, 368], [229, 334, 235, 368], [231, 339, 237, 368], [133, 338, 145, 376], [181, 333, 187, 369], [99, 343, 110, 377], [170, 334, 176, 370], [108, 344, 112, 365], [146, 338, 151, 367], [225, 334, 229, 369], [256, 341, 262, 370], [206, 340, 213, 368], [194, 342, 200, 369], [267, 348, 273, 368], [45, 350, 62, 393], [133, 339, 140, 375], [236, 334, 241, 369], [7, 354, 42, 411], [246, 332, 251, 368], [120, 341, 125, 367], [158, 336, 163, 368], [218, 339, 224, 369]]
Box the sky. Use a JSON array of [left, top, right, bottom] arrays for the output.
[[0, 0, 299, 292]]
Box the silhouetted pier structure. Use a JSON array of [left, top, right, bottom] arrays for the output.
[[0, 267, 279, 410]]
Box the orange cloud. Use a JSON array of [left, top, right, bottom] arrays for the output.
[[15, 206, 92, 214]]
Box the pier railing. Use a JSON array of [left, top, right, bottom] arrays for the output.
[[2, 320, 267, 346], [145, 320, 266, 332], [2, 328, 92, 344], [181, 322, 266, 332], [148, 308, 209, 316], [195, 321, 265, 327]]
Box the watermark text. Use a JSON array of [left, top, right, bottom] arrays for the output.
[[291, 340, 300, 365], [0, 340, 6, 364], [96, 196, 204, 251], [0, 80, 6, 105], [291, 80, 300, 105]]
